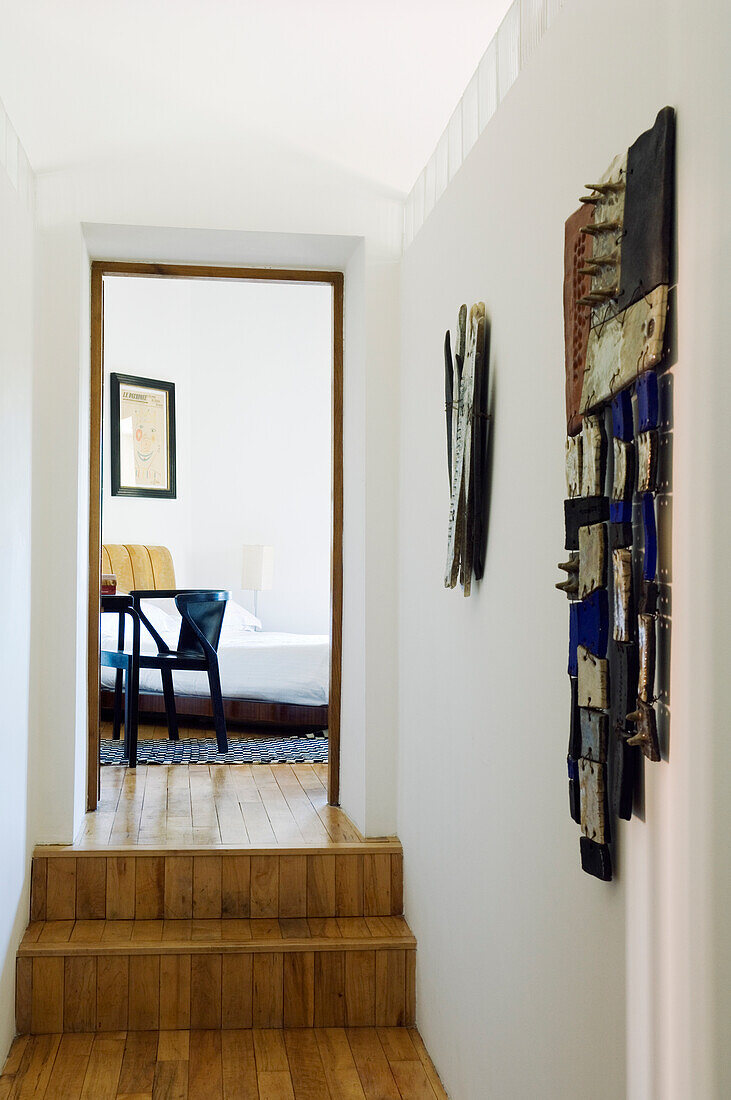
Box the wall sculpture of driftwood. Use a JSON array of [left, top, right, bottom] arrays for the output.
[[444, 302, 490, 596], [559, 107, 675, 881]]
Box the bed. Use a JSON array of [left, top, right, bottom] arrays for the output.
[[100, 544, 329, 729]]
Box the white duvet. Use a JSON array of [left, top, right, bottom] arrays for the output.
[[100, 601, 329, 707]]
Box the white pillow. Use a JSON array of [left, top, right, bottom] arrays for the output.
[[101, 599, 176, 650], [220, 599, 262, 638]]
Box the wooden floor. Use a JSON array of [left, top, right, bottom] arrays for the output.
[[76, 723, 363, 849], [0, 1027, 447, 1099]]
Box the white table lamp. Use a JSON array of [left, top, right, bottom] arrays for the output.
[[242, 545, 274, 618]]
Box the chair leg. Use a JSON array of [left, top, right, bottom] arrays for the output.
[[112, 668, 124, 740], [161, 670, 179, 741], [122, 660, 132, 766], [129, 651, 139, 769], [113, 611, 126, 740], [207, 659, 228, 754]]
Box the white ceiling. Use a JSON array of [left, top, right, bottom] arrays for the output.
[[0, 0, 511, 194]]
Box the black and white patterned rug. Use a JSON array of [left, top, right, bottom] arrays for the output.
[[101, 734, 328, 765]]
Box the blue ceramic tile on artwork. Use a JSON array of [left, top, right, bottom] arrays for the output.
[[610, 501, 633, 524], [637, 371, 659, 431], [577, 589, 609, 658], [568, 602, 579, 676], [642, 492, 657, 580], [612, 389, 634, 441]]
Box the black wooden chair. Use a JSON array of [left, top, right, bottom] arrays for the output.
[[100, 594, 141, 767], [129, 589, 231, 754]]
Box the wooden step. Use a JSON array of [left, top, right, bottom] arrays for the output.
[[31, 845, 403, 922], [16, 917, 416, 1035]]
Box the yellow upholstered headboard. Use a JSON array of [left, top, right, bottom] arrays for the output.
[[102, 544, 177, 593]]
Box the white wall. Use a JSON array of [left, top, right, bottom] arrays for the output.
[[340, 247, 401, 835], [0, 151, 35, 1060], [102, 277, 193, 579], [102, 276, 332, 634], [186, 279, 332, 634], [398, 1, 730, 1098]]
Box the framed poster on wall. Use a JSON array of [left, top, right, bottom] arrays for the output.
[[110, 372, 177, 498]]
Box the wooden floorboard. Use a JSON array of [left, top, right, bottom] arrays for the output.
[[64, 725, 381, 851], [0, 1029, 449, 1098]]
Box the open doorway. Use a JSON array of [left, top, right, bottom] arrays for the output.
[[87, 263, 343, 814]]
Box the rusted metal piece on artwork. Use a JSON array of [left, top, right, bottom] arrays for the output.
[[637, 613, 656, 703], [565, 435, 583, 498], [612, 438, 634, 502], [577, 646, 609, 710], [625, 699, 661, 762], [564, 204, 595, 435], [580, 708, 607, 762], [578, 523, 606, 600], [556, 577, 579, 598], [581, 153, 626, 304], [556, 552, 580, 598], [636, 430, 658, 493], [579, 758, 609, 844], [612, 548, 633, 642], [558, 556, 580, 574], [580, 415, 605, 498]]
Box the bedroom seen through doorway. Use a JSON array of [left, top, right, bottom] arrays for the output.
[[87, 263, 343, 832]]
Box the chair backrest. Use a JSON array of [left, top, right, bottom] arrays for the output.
[[103, 544, 176, 593], [175, 591, 230, 657]]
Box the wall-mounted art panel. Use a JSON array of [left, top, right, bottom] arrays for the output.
[[444, 302, 491, 595], [557, 107, 675, 880]]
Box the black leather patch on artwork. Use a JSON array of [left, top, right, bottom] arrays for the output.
[[615, 106, 675, 314], [580, 837, 612, 881], [568, 676, 582, 759], [564, 497, 609, 551], [608, 643, 638, 730], [617, 739, 639, 821], [608, 522, 633, 551]]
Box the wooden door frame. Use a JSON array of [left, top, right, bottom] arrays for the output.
[[87, 261, 344, 809]]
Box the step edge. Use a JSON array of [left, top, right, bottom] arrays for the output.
[[33, 840, 403, 858], [18, 935, 417, 957]]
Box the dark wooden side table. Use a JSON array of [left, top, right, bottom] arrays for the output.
[[101, 594, 141, 768]]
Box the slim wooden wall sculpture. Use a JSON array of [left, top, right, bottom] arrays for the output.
[[558, 107, 675, 881], [444, 303, 490, 595]]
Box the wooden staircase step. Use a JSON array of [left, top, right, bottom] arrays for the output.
[[16, 919, 416, 1035], [31, 845, 404, 921], [18, 916, 416, 955]]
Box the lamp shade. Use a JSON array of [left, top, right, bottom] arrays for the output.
[[241, 545, 274, 591]]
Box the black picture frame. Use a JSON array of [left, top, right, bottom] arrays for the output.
[[109, 372, 177, 498]]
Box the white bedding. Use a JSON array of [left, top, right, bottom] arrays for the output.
[[100, 601, 329, 707]]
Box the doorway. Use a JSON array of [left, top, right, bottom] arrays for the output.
[[87, 262, 343, 811]]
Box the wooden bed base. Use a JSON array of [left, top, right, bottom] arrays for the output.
[[100, 689, 328, 730]]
